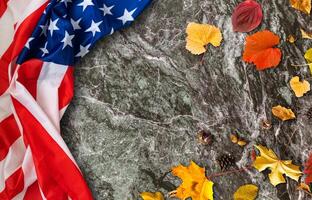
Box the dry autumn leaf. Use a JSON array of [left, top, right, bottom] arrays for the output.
[[272, 105, 296, 121], [253, 145, 302, 186], [140, 192, 164, 200], [186, 22, 222, 55], [170, 161, 214, 200], [233, 184, 259, 200], [287, 35, 296, 43], [297, 183, 312, 193], [243, 30, 282, 70], [290, 0, 311, 14], [231, 0, 263, 32], [301, 29, 312, 39], [290, 76, 310, 97], [230, 134, 247, 147]]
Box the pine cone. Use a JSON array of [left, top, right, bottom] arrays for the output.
[[217, 154, 236, 171]]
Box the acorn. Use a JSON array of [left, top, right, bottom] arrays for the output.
[[197, 130, 213, 145], [217, 153, 236, 171]]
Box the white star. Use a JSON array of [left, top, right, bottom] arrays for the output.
[[71, 18, 81, 30], [85, 20, 102, 36], [100, 4, 114, 16], [75, 44, 91, 57], [117, 8, 137, 25], [40, 23, 48, 36], [61, 31, 74, 49], [77, 0, 94, 11], [48, 19, 59, 36], [25, 37, 34, 49], [40, 42, 49, 56], [62, 0, 72, 7]]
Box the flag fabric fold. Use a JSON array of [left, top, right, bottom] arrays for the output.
[[0, 0, 151, 199]]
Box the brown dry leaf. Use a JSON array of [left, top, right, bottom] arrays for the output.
[[272, 105, 296, 121], [290, 76, 310, 97], [170, 161, 214, 200], [233, 184, 259, 200], [230, 134, 239, 143], [230, 134, 247, 147], [237, 140, 247, 147], [301, 29, 312, 39], [290, 0, 311, 14], [186, 22, 222, 55], [287, 35, 296, 43], [253, 145, 302, 186], [297, 183, 312, 193], [140, 192, 164, 200]]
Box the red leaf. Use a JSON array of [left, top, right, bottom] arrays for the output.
[[232, 0, 263, 32], [243, 30, 282, 70], [304, 153, 312, 185]]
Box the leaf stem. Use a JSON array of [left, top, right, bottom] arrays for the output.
[[207, 165, 253, 180]]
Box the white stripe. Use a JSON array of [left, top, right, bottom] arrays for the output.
[[0, 137, 26, 192], [37, 62, 68, 132], [12, 148, 37, 200], [0, 90, 12, 122], [9, 65, 77, 166], [60, 105, 69, 119], [0, 0, 47, 57]]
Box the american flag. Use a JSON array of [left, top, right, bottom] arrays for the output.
[[0, 0, 150, 199]]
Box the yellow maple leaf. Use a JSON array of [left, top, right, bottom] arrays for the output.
[[290, 76, 310, 97], [170, 161, 214, 200], [301, 29, 312, 39], [140, 192, 164, 200], [305, 48, 312, 76], [272, 105, 296, 121], [253, 145, 302, 186], [290, 0, 311, 14], [186, 22, 222, 55], [233, 184, 259, 200]]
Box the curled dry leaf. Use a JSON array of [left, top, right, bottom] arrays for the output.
[[170, 161, 214, 200], [231, 0, 263, 32], [287, 35, 296, 43], [140, 192, 164, 200], [290, 0, 311, 14], [290, 76, 310, 97], [272, 105, 296, 121], [186, 22, 222, 55], [243, 30, 282, 70], [301, 29, 312, 39], [253, 145, 302, 186], [297, 183, 312, 193], [233, 184, 259, 200]]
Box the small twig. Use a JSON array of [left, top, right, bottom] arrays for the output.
[[207, 165, 253, 179], [291, 63, 311, 67]]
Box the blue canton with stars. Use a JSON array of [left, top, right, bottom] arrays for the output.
[[16, 0, 151, 66]]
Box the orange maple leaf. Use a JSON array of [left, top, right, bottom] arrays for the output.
[[243, 30, 282, 70]]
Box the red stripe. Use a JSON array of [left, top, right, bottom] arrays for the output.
[[23, 181, 43, 200], [0, 115, 21, 161], [11, 98, 93, 200], [0, 168, 24, 199], [17, 59, 43, 98], [58, 67, 74, 110], [0, 0, 8, 18], [0, 1, 48, 96]]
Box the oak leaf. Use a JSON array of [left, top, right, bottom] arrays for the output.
[[290, 76, 310, 97], [253, 145, 302, 186], [304, 153, 312, 185], [233, 184, 259, 200], [243, 30, 282, 70], [186, 22, 222, 55], [140, 192, 164, 200], [170, 161, 214, 200], [290, 0, 311, 14], [301, 29, 312, 39], [272, 105, 296, 121], [232, 0, 263, 32]]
